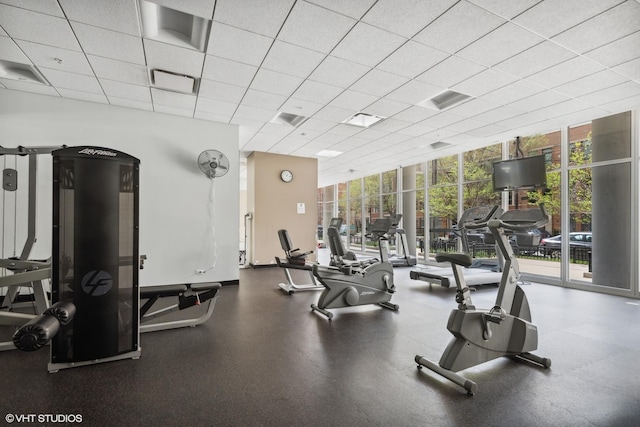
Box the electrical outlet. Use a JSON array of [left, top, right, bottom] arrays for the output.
[[195, 269, 206, 275]]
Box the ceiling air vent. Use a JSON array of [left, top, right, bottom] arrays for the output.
[[341, 112, 386, 128], [430, 141, 451, 149], [151, 69, 197, 94], [0, 60, 50, 85], [419, 89, 472, 111], [270, 112, 308, 127]]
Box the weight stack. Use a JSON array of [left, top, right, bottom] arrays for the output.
[[50, 146, 141, 372]]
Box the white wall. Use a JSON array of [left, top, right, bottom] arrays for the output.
[[0, 89, 239, 286]]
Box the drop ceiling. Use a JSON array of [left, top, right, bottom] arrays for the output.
[[1, 0, 639, 187]]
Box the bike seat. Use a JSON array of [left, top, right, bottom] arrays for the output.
[[435, 252, 473, 267]]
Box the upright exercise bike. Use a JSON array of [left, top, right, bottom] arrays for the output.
[[415, 204, 551, 395], [311, 227, 398, 319]]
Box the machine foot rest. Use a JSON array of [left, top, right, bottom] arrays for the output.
[[415, 354, 477, 395], [514, 352, 552, 369], [310, 304, 333, 320], [379, 301, 399, 311]]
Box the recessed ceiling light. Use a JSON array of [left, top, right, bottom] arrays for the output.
[[270, 112, 308, 127], [139, 0, 211, 52], [418, 89, 472, 111], [342, 112, 386, 128], [0, 60, 50, 85], [316, 150, 343, 157]]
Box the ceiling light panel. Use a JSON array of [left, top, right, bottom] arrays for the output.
[[140, 0, 211, 51], [270, 111, 309, 127], [146, 0, 215, 19]]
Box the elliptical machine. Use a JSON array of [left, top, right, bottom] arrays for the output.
[[415, 204, 551, 395], [311, 227, 398, 320]]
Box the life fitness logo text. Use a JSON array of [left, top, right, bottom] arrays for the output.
[[81, 270, 113, 296], [78, 148, 117, 157]]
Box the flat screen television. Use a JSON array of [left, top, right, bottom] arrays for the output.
[[492, 155, 547, 191]]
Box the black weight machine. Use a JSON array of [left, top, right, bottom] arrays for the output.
[[415, 204, 551, 394]]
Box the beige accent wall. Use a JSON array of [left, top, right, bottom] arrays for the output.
[[247, 152, 318, 266]]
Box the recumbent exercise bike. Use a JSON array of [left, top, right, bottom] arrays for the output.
[[311, 226, 398, 319]]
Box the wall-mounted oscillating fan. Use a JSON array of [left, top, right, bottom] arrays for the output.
[[198, 150, 230, 178]]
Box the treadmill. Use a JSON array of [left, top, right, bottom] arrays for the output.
[[387, 214, 417, 267], [410, 205, 503, 287]]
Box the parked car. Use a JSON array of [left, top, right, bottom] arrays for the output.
[[540, 232, 592, 256]]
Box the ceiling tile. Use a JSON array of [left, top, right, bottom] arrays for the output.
[[58, 0, 140, 36], [108, 96, 153, 111], [261, 40, 326, 78], [0, 36, 30, 63], [413, 1, 505, 54], [249, 68, 303, 97], [420, 111, 466, 129], [451, 68, 518, 97], [377, 41, 449, 79], [207, 22, 273, 66], [194, 110, 232, 122], [331, 22, 406, 67], [240, 88, 286, 110], [505, 90, 571, 112], [233, 104, 278, 122], [144, 40, 206, 78], [39, 67, 103, 93], [584, 31, 640, 68], [349, 68, 409, 97], [466, 0, 541, 20], [362, 0, 458, 38], [457, 23, 544, 67], [479, 79, 546, 106], [151, 88, 196, 109], [305, 0, 376, 19], [329, 89, 378, 111], [71, 21, 145, 64], [386, 79, 444, 105], [195, 97, 238, 115], [87, 55, 149, 86], [612, 58, 640, 81], [153, 103, 194, 117], [0, 4, 81, 50], [396, 123, 435, 137], [0, 0, 65, 17], [493, 41, 576, 78], [415, 55, 486, 88], [551, 1, 640, 54], [313, 105, 357, 122], [202, 55, 257, 87], [56, 87, 108, 103], [291, 80, 344, 104], [198, 79, 246, 103], [308, 55, 370, 88], [148, 0, 215, 19], [277, 1, 356, 54], [15, 40, 94, 75], [391, 105, 439, 122], [0, 80, 60, 96], [553, 70, 629, 98], [100, 79, 151, 102], [369, 118, 412, 133], [214, 0, 295, 38], [296, 118, 335, 133], [526, 56, 605, 88], [280, 97, 324, 117], [363, 98, 410, 118], [578, 81, 640, 106], [514, 0, 625, 38], [445, 98, 499, 118]]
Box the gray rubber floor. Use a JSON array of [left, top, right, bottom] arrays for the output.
[[2, 260, 639, 426]]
